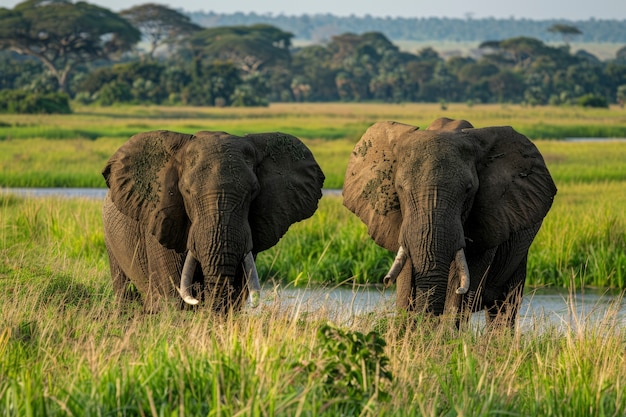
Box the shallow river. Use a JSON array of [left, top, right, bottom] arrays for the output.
[[271, 286, 626, 331], [4, 187, 626, 331]]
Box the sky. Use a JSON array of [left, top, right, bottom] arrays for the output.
[[1, 0, 625, 21]]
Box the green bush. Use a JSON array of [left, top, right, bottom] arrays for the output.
[[577, 93, 609, 108], [301, 322, 392, 413], [0, 90, 71, 114]]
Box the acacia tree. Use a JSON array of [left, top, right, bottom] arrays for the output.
[[120, 3, 201, 59], [0, 0, 140, 93], [187, 24, 292, 74], [548, 24, 582, 45]]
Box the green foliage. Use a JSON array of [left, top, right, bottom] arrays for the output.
[[577, 93, 609, 108], [0, 0, 140, 93], [302, 322, 392, 412], [0, 89, 71, 114], [4, 10, 626, 106], [119, 3, 201, 59]]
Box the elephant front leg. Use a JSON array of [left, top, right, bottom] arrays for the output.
[[106, 246, 141, 304], [144, 233, 187, 313], [484, 256, 527, 329]]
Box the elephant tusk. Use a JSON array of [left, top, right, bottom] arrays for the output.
[[243, 252, 261, 308], [455, 248, 470, 295], [383, 246, 407, 287], [178, 251, 200, 305]]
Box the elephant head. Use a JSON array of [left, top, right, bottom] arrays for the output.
[[343, 118, 556, 324], [102, 130, 324, 312]]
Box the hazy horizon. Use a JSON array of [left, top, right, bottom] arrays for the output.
[[2, 0, 625, 21]]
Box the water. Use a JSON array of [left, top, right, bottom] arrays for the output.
[[3, 187, 108, 199], [2, 188, 343, 199], [5, 187, 625, 330], [267, 286, 626, 331]]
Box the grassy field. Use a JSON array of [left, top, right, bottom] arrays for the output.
[[1, 103, 626, 415], [1, 102, 626, 189]]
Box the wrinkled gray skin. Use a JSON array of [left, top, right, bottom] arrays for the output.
[[343, 118, 557, 328], [103, 130, 324, 313]]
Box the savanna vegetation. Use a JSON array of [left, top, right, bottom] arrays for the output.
[[2, 1, 626, 112], [1, 102, 626, 415]]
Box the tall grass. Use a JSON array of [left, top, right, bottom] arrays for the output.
[[2, 225, 626, 416], [2, 170, 626, 414]]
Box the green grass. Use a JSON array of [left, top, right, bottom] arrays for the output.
[[2, 103, 626, 189], [2, 216, 626, 416]]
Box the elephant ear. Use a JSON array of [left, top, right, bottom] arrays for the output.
[[465, 126, 557, 249], [246, 132, 325, 253], [343, 121, 418, 252], [102, 130, 193, 251]]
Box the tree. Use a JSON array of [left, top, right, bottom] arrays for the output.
[[120, 3, 201, 59], [0, 0, 140, 94], [548, 24, 582, 45], [187, 24, 292, 74]]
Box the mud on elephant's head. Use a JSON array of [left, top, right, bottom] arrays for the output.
[[343, 118, 556, 326], [102, 130, 325, 311]]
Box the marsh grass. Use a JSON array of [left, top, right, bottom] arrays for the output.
[[2, 255, 626, 415], [2, 103, 626, 189], [2, 193, 626, 415]]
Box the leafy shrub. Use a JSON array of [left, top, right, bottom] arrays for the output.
[[578, 94, 609, 108], [96, 81, 133, 106], [0, 90, 71, 114], [301, 323, 392, 413]]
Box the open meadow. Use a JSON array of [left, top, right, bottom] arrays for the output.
[[1, 103, 626, 415]]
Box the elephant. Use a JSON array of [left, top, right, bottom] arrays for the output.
[[343, 118, 557, 328], [102, 129, 325, 313]]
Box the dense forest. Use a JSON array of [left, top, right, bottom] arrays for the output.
[[190, 11, 626, 44], [1, 1, 625, 113]]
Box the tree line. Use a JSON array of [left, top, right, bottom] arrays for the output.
[[190, 11, 626, 44], [1, 1, 625, 113]]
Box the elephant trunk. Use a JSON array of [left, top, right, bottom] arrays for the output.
[[401, 206, 469, 313], [177, 250, 261, 307], [384, 246, 470, 294]]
